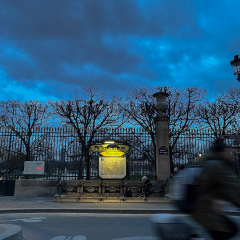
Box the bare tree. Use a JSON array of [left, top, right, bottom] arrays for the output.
[[49, 86, 123, 180], [161, 86, 207, 169], [197, 87, 240, 137], [120, 87, 157, 169], [0, 100, 50, 162], [121, 86, 207, 174]]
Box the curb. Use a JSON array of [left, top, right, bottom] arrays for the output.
[[0, 224, 22, 240], [0, 208, 180, 214], [0, 208, 240, 215]]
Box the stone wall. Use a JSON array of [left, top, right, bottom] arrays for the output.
[[14, 179, 58, 198]]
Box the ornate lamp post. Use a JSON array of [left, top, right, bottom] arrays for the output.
[[230, 54, 240, 82], [230, 55, 240, 177]]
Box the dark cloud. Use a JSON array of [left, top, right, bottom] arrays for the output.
[[0, 0, 240, 101], [0, 0, 145, 84], [0, 0, 145, 40]]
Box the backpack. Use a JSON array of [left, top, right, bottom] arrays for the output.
[[167, 161, 216, 214]]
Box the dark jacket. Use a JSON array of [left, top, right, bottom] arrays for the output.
[[192, 151, 240, 232], [143, 179, 152, 197]]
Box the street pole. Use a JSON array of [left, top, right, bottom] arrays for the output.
[[6, 129, 12, 180]]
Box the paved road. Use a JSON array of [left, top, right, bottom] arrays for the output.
[[0, 213, 158, 240], [2, 212, 240, 240], [1, 198, 240, 239]]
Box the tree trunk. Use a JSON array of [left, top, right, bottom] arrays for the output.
[[77, 156, 83, 180], [86, 150, 91, 180], [170, 146, 174, 174]]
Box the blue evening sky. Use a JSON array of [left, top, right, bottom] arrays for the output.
[[0, 0, 240, 101]]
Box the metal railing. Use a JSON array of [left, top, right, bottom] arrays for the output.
[[0, 127, 154, 180], [0, 127, 239, 180], [171, 128, 240, 168]]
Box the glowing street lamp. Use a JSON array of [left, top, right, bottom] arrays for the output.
[[230, 54, 240, 82]]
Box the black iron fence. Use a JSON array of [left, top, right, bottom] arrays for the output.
[[0, 127, 239, 180], [0, 127, 154, 180], [171, 129, 240, 182], [171, 129, 240, 167]]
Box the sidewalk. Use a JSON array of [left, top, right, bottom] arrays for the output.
[[0, 197, 179, 214], [0, 197, 240, 215]]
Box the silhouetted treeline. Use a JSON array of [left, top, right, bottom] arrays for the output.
[[0, 86, 239, 179]]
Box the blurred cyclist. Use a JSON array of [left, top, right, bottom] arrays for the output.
[[191, 138, 240, 240]]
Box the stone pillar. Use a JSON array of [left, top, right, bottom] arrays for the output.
[[153, 91, 170, 181]]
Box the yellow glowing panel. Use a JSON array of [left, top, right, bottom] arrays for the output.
[[90, 144, 129, 153], [99, 156, 126, 179], [100, 151, 125, 156]]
